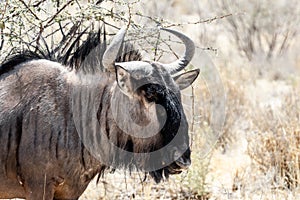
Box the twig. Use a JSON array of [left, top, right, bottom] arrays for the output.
[[44, 0, 74, 28], [165, 13, 234, 28], [44, 21, 72, 39], [32, 0, 47, 7], [190, 85, 195, 148], [0, 29, 4, 51], [135, 13, 234, 28], [35, 22, 44, 53], [56, 0, 66, 38], [18, 0, 40, 21], [153, 31, 161, 61], [0, 0, 9, 22], [126, 1, 132, 28]]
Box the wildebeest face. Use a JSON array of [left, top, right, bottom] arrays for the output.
[[102, 27, 199, 182], [114, 61, 199, 181]]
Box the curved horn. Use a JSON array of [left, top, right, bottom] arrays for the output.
[[160, 28, 195, 74], [102, 26, 127, 72]]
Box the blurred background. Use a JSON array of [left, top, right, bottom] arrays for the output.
[[0, 0, 299, 199]]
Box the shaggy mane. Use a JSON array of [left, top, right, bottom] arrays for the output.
[[0, 28, 141, 76]]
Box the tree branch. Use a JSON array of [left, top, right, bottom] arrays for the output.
[[18, 0, 40, 21]]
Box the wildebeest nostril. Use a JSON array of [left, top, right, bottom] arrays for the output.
[[173, 148, 191, 169], [175, 156, 191, 168]]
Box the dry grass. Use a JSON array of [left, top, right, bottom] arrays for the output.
[[204, 56, 300, 199], [248, 89, 300, 191]]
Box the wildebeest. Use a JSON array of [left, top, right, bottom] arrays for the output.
[[0, 26, 199, 199]]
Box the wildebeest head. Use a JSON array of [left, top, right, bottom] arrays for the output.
[[101, 27, 199, 182]]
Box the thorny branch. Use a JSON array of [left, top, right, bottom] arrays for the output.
[[168, 13, 234, 28], [0, 0, 233, 61], [44, 0, 75, 29], [18, 0, 40, 21], [135, 12, 234, 28]]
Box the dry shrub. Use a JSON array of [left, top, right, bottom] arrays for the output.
[[210, 0, 300, 61], [248, 88, 300, 190]]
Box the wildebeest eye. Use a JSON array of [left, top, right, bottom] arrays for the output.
[[139, 83, 166, 103], [141, 85, 158, 102], [144, 91, 157, 102]]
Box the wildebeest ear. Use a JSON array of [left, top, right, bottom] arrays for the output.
[[173, 69, 200, 90], [115, 65, 134, 97]]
